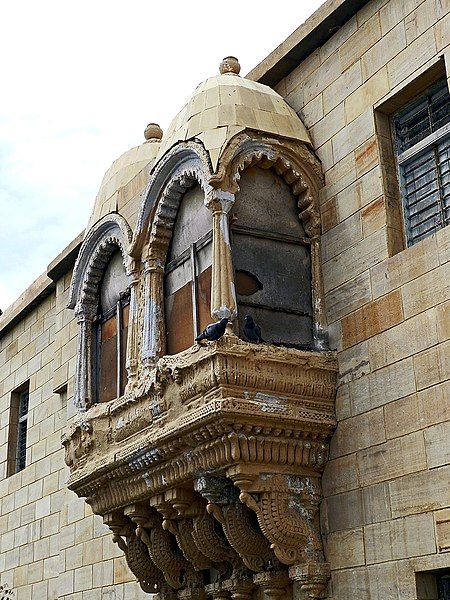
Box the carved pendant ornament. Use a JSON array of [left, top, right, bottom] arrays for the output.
[[65, 84, 338, 598]]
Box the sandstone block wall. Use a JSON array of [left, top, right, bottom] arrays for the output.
[[274, 0, 450, 597], [0, 272, 150, 600]]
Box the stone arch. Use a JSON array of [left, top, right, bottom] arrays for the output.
[[213, 133, 323, 239], [131, 142, 214, 260], [69, 213, 133, 314], [212, 133, 328, 349], [68, 213, 133, 412]]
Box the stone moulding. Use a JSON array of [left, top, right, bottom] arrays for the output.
[[65, 121, 336, 598], [63, 337, 338, 599]]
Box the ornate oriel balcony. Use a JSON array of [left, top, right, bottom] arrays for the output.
[[63, 58, 338, 599]]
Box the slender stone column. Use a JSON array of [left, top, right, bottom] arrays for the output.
[[74, 304, 96, 411], [125, 259, 140, 381], [253, 572, 290, 600], [289, 561, 330, 599], [311, 236, 328, 350], [204, 583, 230, 599], [222, 578, 253, 600], [142, 255, 166, 363], [207, 189, 237, 324]]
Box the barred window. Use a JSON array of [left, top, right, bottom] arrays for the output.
[[7, 383, 29, 476], [393, 79, 450, 246]]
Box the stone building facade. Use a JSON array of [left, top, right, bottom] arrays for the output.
[[0, 0, 449, 598]]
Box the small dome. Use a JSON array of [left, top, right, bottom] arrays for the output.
[[86, 126, 162, 232], [156, 59, 311, 170]]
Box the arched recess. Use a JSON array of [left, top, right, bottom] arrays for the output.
[[213, 134, 327, 349], [131, 143, 214, 362], [68, 214, 133, 412]]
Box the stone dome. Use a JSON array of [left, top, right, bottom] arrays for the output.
[[156, 59, 311, 170], [86, 127, 162, 232]]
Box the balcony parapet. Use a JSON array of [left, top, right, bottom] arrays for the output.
[[62, 336, 338, 599]]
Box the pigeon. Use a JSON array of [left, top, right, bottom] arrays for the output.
[[195, 318, 229, 342], [243, 314, 263, 343]]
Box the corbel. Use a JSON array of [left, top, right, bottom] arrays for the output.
[[196, 476, 277, 573], [226, 467, 330, 599], [103, 510, 164, 594], [124, 503, 189, 590]]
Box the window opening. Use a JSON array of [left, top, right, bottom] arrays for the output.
[[164, 185, 212, 355], [7, 382, 30, 476], [393, 78, 450, 245], [95, 251, 130, 403]]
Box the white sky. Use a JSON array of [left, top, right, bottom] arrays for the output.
[[0, 0, 324, 311]]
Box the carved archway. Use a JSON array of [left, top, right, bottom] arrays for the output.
[[68, 214, 133, 412]]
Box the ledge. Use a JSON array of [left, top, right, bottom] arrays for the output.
[[247, 0, 370, 87], [0, 231, 83, 339]]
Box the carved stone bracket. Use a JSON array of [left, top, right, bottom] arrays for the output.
[[196, 476, 277, 573]]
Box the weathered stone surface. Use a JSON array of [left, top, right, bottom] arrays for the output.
[[425, 422, 450, 469], [322, 489, 364, 533], [358, 431, 427, 486], [326, 271, 372, 323], [350, 356, 415, 415], [323, 227, 388, 293], [435, 508, 450, 552], [368, 309, 438, 370], [362, 21, 407, 80], [362, 482, 392, 524], [330, 407, 386, 457], [339, 13, 382, 72], [371, 234, 440, 299], [364, 513, 436, 563], [322, 453, 360, 496], [345, 68, 390, 123], [389, 465, 450, 518], [325, 529, 366, 569], [401, 262, 450, 319], [341, 289, 403, 349]]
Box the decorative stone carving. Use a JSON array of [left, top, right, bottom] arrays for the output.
[[66, 87, 337, 599]]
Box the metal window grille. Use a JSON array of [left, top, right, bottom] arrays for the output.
[[16, 390, 29, 472], [393, 79, 450, 246]]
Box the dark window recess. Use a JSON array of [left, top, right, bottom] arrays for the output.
[[7, 383, 29, 476], [231, 166, 313, 348], [165, 184, 212, 355], [416, 570, 450, 600], [95, 251, 129, 403], [393, 78, 450, 246]]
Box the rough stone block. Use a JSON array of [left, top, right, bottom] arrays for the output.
[[362, 21, 407, 80], [323, 227, 388, 293], [364, 513, 436, 563], [388, 28, 437, 89], [339, 13, 382, 72], [322, 453, 360, 496], [435, 508, 450, 552], [363, 482, 392, 524], [322, 489, 364, 533], [351, 356, 415, 415], [332, 109, 375, 163], [326, 270, 372, 323], [322, 211, 363, 263], [341, 289, 403, 349], [402, 263, 450, 319], [389, 465, 450, 517], [346, 68, 390, 123], [371, 233, 439, 299], [323, 61, 362, 115], [325, 528, 366, 569], [424, 422, 450, 469], [330, 407, 386, 457], [358, 431, 427, 486], [368, 309, 438, 370]]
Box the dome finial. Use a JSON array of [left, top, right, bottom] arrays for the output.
[[144, 123, 163, 142], [219, 56, 241, 76]]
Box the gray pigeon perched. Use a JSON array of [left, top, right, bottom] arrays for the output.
[[243, 314, 263, 343], [195, 318, 229, 342]]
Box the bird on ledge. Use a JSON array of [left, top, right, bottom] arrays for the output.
[[243, 314, 263, 343], [195, 318, 229, 342]]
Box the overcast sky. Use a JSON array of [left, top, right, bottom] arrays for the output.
[[0, 0, 324, 310]]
